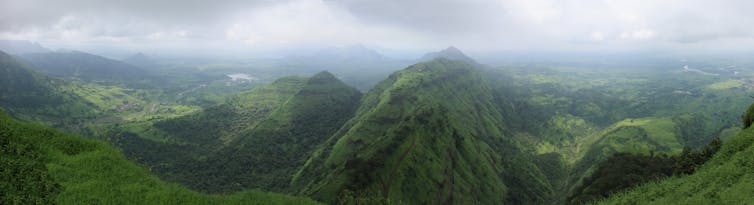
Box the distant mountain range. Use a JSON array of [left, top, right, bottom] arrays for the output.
[[0, 40, 51, 54], [17, 51, 152, 86], [0, 50, 96, 125], [280, 45, 412, 91]]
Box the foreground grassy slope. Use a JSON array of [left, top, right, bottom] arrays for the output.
[[598, 104, 754, 204], [0, 109, 321, 204]]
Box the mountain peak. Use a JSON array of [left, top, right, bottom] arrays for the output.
[[419, 46, 477, 64], [443, 46, 462, 53], [312, 70, 336, 79], [123, 52, 153, 67], [306, 71, 342, 85]]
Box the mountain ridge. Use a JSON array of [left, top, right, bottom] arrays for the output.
[[292, 58, 553, 204]]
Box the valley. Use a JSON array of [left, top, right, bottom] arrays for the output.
[[8, 1, 754, 204], [2, 43, 753, 204]]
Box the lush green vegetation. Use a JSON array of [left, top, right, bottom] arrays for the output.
[[0, 50, 97, 128], [599, 115, 754, 204], [568, 136, 722, 204], [293, 58, 554, 204], [103, 71, 362, 194], [4, 45, 754, 204], [0, 109, 321, 204]]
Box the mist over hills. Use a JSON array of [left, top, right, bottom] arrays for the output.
[[280, 45, 413, 91], [1, 44, 752, 205], [17, 51, 152, 85], [419, 46, 478, 65], [5, 0, 754, 203], [122, 52, 156, 68], [0, 40, 51, 54]]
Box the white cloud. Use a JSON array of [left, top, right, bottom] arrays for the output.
[[2, 0, 754, 53], [591, 31, 606, 41], [620, 29, 656, 40]]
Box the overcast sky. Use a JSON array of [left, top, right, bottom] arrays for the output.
[[2, 0, 754, 57]]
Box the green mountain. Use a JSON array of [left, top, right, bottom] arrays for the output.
[[18, 51, 151, 85], [419, 46, 478, 65], [107, 71, 363, 193], [598, 103, 754, 204], [0, 108, 321, 204], [292, 58, 554, 204], [123, 52, 156, 68], [0, 50, 95, 126]]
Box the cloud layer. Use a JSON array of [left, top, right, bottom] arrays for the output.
[[3, 0, 754, 54]]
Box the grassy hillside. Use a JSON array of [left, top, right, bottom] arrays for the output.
[[293, 58, 554, 204], [567, 117, 684, 189], [598, 104, 754, 204], [0, 50, 97, 127], [0, 109, 321, 204]]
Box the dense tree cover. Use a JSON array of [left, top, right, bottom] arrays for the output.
[[567, 153, 676, 205], [0, 109, 321, 204], [674, 137, 722, 175], [599, 115, 754, 204], [742, 102, 754, 128], [568, 136, 721, 205], [106, 71, 362, 194]]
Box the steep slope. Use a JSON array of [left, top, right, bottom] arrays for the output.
[[0, 109, 321, 204], [598, 103, 754, 204], [18, 51, 151, 85], [108, 71, 362, 193], [565, 117, 685, 195], [293, 58, 553, 204], [0, 50, 95, 126]]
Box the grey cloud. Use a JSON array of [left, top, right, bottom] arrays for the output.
[[330, 0, 510, 35], [4, 0, 754, 53], [0, 0, 277, 30]]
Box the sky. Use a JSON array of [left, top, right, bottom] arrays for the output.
[[2, 0, 754, 57]]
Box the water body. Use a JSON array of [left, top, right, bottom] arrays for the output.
[[227, 73, 257, 81]]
